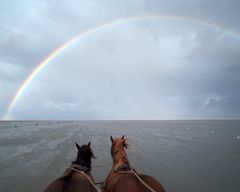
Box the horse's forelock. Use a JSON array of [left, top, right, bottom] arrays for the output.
[[76, 144, 95, 161], [112, 137, 129, 150], [122, 139, 129, 149], [82, 145, 95, 159]]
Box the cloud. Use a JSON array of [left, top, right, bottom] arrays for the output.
[[0, 61, 25, 82], [44, 100, 78, 111], [201, 95, 223, 109], [1, 0, 240, 119]]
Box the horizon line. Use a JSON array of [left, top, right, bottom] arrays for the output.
[[1, 118, 240, 122]]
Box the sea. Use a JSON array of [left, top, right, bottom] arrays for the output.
[[0, 120, 239, 192]]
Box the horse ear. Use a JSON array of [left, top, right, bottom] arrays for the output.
[[87, 141, 91, 147], [110, 136, 113, 143], [121, 135, 125, 139], [75, 142, 80, 150], [123, 140, 128, 149]]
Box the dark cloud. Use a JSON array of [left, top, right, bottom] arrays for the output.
[[142, 0, 240, 30], [1, 0, 240, 119]]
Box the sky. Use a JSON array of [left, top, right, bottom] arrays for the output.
[[0, 0, 240, 120]]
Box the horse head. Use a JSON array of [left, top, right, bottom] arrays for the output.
[[110, 135, 129, 162], [105, 136, 166, 192], [72, 141, 95, 169]]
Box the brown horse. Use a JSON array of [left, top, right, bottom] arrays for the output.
[[43, 142, 100, 192], [104, 136, 166, 192]]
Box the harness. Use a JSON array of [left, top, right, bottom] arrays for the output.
[[111, 147, 157, 192], [129, 167, 157, 192], [113, 164, 157, 192], [70, 164, 91, 172], [114, 162, 130, 172], [65, 164, 101, 192]]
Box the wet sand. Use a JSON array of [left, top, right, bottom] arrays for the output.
[[0, 120, 240, 192]]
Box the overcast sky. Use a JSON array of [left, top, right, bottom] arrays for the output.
[[1, 0, 240, 120]]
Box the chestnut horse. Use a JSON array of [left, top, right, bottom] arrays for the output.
[[104, 136, 166, 192], [43, 142, 100, 192]]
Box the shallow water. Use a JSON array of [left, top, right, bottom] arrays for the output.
[[0, 120, 240, 192]]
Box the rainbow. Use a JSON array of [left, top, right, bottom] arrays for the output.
[[4, 14, 240, 120]]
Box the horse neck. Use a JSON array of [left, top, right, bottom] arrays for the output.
[[113, 147, 129, 166], [72, 155, 91, 169]]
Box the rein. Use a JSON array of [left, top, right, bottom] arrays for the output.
[[110, 139, 156, 192], [113, 165, 156, 192], [129, 167, 157, 192], [67, 167, 101, 192]]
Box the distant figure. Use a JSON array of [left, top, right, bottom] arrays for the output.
[[43, 142, 100, 192], [104, 136, 166, 192]]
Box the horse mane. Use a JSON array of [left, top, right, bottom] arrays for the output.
[[111, 137, 129, 164]]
